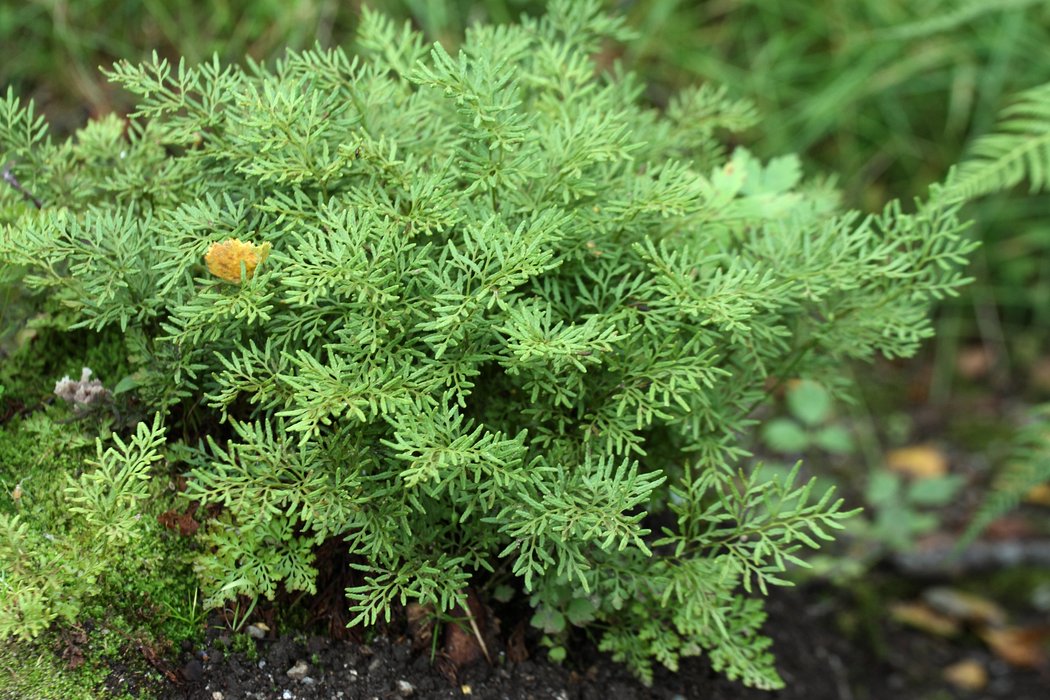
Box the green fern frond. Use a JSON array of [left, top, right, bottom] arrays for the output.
[[944, 81, 1050, 201], [961, 405, 1050, 545]]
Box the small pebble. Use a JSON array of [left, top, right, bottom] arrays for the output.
[[396, 679, 416, 697], [258, 660, 266, 669], [282, 690, 293, 700], [212, 693, 224, 700], [301, 677, 315, 686], [287, 660, 310, 681], [246, 624, 267, 640]]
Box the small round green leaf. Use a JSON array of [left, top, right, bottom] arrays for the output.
[[566, 597, 597, 626], [906, 475, 964, 506], [866, 471, 901, 506], [493, 584, 515, 603], [530, 606, 566, 634], [814, 424, 854, 454], [787, 380, 833, 426], [762, 418, 810, 453]]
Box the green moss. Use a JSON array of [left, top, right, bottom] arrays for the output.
[[0, 621, 175, 700], [227, 631, 261, 662], [1, 407, 202, 697], [0, 408, 88, 526], [0, 640, 100, 700]]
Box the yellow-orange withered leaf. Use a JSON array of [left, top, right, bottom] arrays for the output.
[[942, 659, 988, 691], [1024, 482, 1050, 506], [886, 445, 948, 479], [204, 238, 271, 282]]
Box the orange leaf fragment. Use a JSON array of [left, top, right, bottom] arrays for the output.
[[886, 445, 948, 479], [979, 626, 1050, 668], [204, 238, 271, 282]]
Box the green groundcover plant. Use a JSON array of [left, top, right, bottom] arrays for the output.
[[0, 0, 980, 689]]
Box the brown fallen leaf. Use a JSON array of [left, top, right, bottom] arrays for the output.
[[979, 625, 1050, 668], [406, 602, 434, 651], [60, 626, 88, 670], [157, 503, 200, 537], [956, 346, 993, 380], [886, 445, 948, 479], [942, 658, 988, 691], [444, 589, 490, 672], [888, 601, 960, 637], [983, 516, 1036, 540], [506, 621, 528, 663]]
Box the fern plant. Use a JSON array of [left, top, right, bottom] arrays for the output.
[[936, 81, 1050, 543], [961, 406, 1050, 545], [942, 80, 1050, 202], [0, 0, 977, 689], [0, 411, 169, 639]]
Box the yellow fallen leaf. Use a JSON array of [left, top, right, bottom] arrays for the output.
[[886, 445, 948, 479], [1024, 483, 1050, 506], [942, 659, 987, 691], [204, 238, 271, 282], [888, 601, 960, 637]]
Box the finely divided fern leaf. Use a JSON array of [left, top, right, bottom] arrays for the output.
[[945, 81, 1050, 201], [961, 405, 1050, 545]]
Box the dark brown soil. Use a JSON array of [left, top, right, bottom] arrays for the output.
[[157, 584, 1049, 700]]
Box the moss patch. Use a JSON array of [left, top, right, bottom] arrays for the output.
[[0, 406, 202, 697]]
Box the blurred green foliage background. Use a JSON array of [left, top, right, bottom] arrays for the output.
[[4, 0, 1050, 389]]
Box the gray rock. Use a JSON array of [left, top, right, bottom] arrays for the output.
[[286, 660, 310, 681]]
